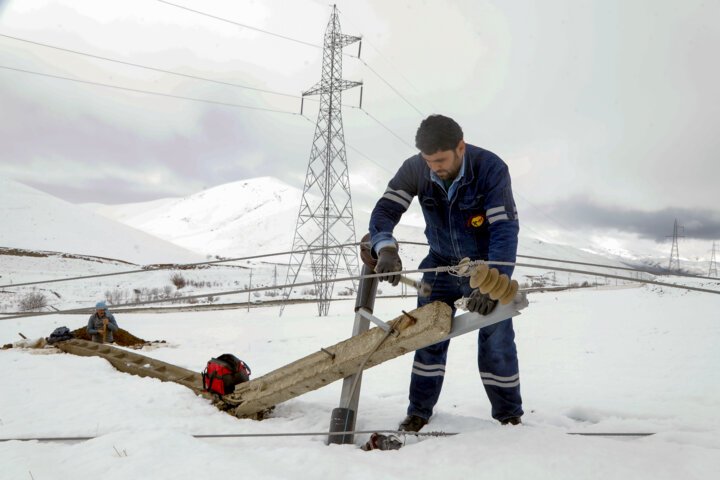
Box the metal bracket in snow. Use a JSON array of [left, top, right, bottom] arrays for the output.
[[358, 309, 399, 337]]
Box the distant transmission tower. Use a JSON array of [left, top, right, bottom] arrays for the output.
[[281, 5, 362, 316], [667, 219, 685, 272], [710, 241, 718, 277]]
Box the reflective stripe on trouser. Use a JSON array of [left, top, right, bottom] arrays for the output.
[[407, 270, 523, 422]]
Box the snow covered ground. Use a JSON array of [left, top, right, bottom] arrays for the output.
[[2, 283, 719, 479], [2, 176, 718, 478]]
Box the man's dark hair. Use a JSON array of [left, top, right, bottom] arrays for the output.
[[415, 115, 464, 154]]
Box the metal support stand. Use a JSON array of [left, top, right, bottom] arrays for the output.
[[328, 264, 377, 445]]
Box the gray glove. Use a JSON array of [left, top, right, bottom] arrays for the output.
[[376, 246, 402, 286], [467, 289, 497, 315]]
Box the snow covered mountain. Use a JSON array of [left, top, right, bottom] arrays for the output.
[[84, 176, 639, 279], [0, 177, 203, 265], [85, 177, 303, 260]]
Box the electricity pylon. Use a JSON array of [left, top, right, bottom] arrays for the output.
[[667, 219, 684, 272], [710, 241, 718, 277], [281, 5, 361, 316]]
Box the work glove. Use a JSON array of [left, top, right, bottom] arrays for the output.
[[375, 246, 402, 286], [467, 289, 497, 315], [359, 233, 378, 270]]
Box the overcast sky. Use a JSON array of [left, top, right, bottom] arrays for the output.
[[1, 0, 719, 260]]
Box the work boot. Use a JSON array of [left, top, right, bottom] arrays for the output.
[[399, 414, 428, 432], [501, 417, 522, 426]]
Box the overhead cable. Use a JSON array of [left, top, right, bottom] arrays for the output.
[[0, 64, 306, 115], [0, 243, 361, 289], [352, 58, 424, 117], [4, 238, 716, 291], [398, 240, 720, 282], [156, 0, 425, 117], [337, 8, 438, 113], [156, 0, 322, 49], [2, 261, 718, 321], [352, 107, 415, 149], [0, 33, 302, 100]]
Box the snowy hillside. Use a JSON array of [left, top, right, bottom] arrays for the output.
[[86, 177, 306, 259], [1, 176, 678, 315], [85, 176, 638, 271], [83, 176, 656, 295], [0, 177, 203, 265]]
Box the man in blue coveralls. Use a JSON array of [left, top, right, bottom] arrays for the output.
[[369, 114, 523, 431]]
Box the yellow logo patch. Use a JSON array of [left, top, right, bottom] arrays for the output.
[[469, 215, 485, 227]]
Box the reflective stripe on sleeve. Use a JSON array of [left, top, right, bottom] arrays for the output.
[[488, 214, 509, 224], [486, 206, 505, 216], [382, 187, 412, 209], [486, 205, 518, 223]]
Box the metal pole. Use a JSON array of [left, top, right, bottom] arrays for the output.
[[328, 264, 378, 445], [248, 269, 252, 312]]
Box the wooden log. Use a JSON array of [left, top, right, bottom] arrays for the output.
[[224, 301, 452, 418]]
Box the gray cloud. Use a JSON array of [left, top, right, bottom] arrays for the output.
[[0, 71, 317, 203], [3, 0, 720, 222], [545, 197, 720, 242]]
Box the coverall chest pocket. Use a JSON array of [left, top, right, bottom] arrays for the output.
[[420, 196, 442, 247], [458, 196, 489, 252]]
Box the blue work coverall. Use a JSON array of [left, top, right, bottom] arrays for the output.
[[369, 143, 523, 422]]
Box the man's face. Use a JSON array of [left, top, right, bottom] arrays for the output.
[[422, 140, 465, 181], [97, 309, 106, 317]]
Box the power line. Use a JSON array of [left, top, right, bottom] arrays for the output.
[[6, 233, 715, 291], [0, 35, 417, 154], [156, 0, 426, 118], [397, 240, 720, 281], [336, 8, 438, 114], [0, 64, 305, 115], [0, 33, 303, 101], [3, 260, 719, 321], [352, 57, 424, 117], [0, 243, 361, 290], [352, 107, 415, 150], [0, 34, 582, 242], [345, 143, 394, 174], [0, 429, 454, 442], [0, 32, 378, 115], [4, 236, 718, 294], [156, 0, 322, 49]]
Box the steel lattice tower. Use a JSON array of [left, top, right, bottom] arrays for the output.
[[281, 5, 362, 316], [667, 219, 684, 272], [710, 241, 718, 277]]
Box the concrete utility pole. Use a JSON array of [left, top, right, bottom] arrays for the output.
[[282, 5, 362, 316]]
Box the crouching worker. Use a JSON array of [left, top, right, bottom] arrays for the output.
[[87, 301, 119, 344]]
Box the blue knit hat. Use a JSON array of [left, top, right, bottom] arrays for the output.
[[95, 301, 108, 311]]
